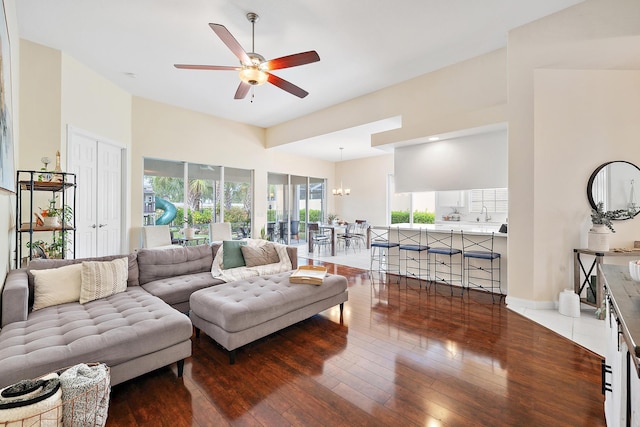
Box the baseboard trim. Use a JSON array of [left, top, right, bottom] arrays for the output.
[[505, 296, 556, 310]]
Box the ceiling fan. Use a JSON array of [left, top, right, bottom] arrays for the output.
[[174, 12, 320, 100]]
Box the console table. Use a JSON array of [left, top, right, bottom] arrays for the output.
[[573, 248, 639, 309]]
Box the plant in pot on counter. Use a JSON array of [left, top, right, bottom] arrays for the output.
[[590, 201, 625, 232]]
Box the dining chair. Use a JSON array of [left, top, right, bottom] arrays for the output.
[[209, 222, 232, 242], [353, 220, 368, 249], [290, 220, 300, 242], [337, 222, 358, 253], [308, 223, 331, 254], [142, 225, 174, 248]]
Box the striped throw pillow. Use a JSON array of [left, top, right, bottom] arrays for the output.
[[80, 258, 128, 304]]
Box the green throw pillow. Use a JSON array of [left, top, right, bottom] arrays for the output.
[[223, 240, 247, 269]]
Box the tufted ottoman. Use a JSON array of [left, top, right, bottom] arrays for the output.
[[189, 271, 348, 363]]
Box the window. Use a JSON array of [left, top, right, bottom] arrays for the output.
[[143, 158, 252, 239], [470, 188, 508, 213]]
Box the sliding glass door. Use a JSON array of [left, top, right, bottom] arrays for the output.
[[144, 158, 252, 240], [266, 173, 326, 245]]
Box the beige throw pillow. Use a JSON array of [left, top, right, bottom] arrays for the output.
[[80, 258, 129, 304], [32, 263, 83, 311], [241, 243, 280, 267]]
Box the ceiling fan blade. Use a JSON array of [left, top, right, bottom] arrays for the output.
[[263, 51, 320, 70], [267, 73, 309, 98], [174, 64, 239, 71], [234, 82, 251, 99], [209, 23, 252, 65]]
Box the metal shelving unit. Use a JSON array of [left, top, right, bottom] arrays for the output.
[[15, 170, 77, 268]]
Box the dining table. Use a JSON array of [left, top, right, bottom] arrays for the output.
[[307, 223, 346, 256]]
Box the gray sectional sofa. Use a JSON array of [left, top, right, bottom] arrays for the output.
[[0, 242, 298, 388]]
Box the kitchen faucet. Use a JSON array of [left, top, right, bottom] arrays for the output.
[[481, 205, 492, 222]]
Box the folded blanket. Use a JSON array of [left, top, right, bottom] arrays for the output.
[[0, 373, 63, 427], [59, 363, 110, 427], [211, 239, 292, 282]]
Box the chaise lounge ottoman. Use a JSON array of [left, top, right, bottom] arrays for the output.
[[189, 271, 348, 363]]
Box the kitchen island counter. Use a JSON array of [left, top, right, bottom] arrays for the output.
[[368, 223, 508, 293]]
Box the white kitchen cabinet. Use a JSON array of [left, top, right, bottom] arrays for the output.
[[605, 296, 627, 427], [631, 366, 640, 426]]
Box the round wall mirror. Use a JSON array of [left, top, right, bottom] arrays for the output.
[[587, 160, 640, 220]]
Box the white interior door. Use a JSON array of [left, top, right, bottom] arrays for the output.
[[68, 128, 123, 258], [96, 143, 122, 256]]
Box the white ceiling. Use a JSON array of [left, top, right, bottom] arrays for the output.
[[16, 0, 583, 161]]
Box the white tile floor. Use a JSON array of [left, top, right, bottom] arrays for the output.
[[296, 241, 607, 357]]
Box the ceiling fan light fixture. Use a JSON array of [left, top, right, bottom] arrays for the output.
[[239, 67, 268, 85]]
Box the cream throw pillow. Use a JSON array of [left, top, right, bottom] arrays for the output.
[[80, 258, 129, 304], [32, 263, 83, 311]]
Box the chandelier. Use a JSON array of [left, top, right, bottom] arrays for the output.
[[332, 147, 350, 196]]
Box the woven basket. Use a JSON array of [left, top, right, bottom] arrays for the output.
[[0, 363, 111, 427]]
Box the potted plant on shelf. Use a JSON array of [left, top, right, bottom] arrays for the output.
[[26, 231, 72, 259], [39, 198, 73, 228], [588, 202, 625, 251]]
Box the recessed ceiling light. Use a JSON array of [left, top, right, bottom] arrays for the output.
[[428, 136, 440, 142]]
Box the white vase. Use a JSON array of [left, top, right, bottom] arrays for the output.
[[184, 227, 195, 239], [588, 224, 610, 252], [42, 216, 60, 228]]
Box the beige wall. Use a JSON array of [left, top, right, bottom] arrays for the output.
[[334, 154, 393, 226], [267, 49, 507, 150], [18, 40, 61, 171], [507, 0, 640, 308], [130, 97, 336, 251], [529, 69, 640, 305], [60, 53, 132, 161]]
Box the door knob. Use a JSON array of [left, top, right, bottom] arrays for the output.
[[98, 224, 107, 228], [91, 224, 97, 229]]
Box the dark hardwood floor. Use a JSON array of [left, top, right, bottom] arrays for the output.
[[107, 259, 605, 426]]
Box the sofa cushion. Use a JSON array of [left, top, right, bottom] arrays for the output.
[[222, 240, 247, 269], [137, 245, 213, 286], [0, 287, 193, 389], [31, 263, 83, 311], [80, 258, 129, 304], [241, 243, 280, 267], [27, 254, 139, 309], [140, 272, 225, 307]]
